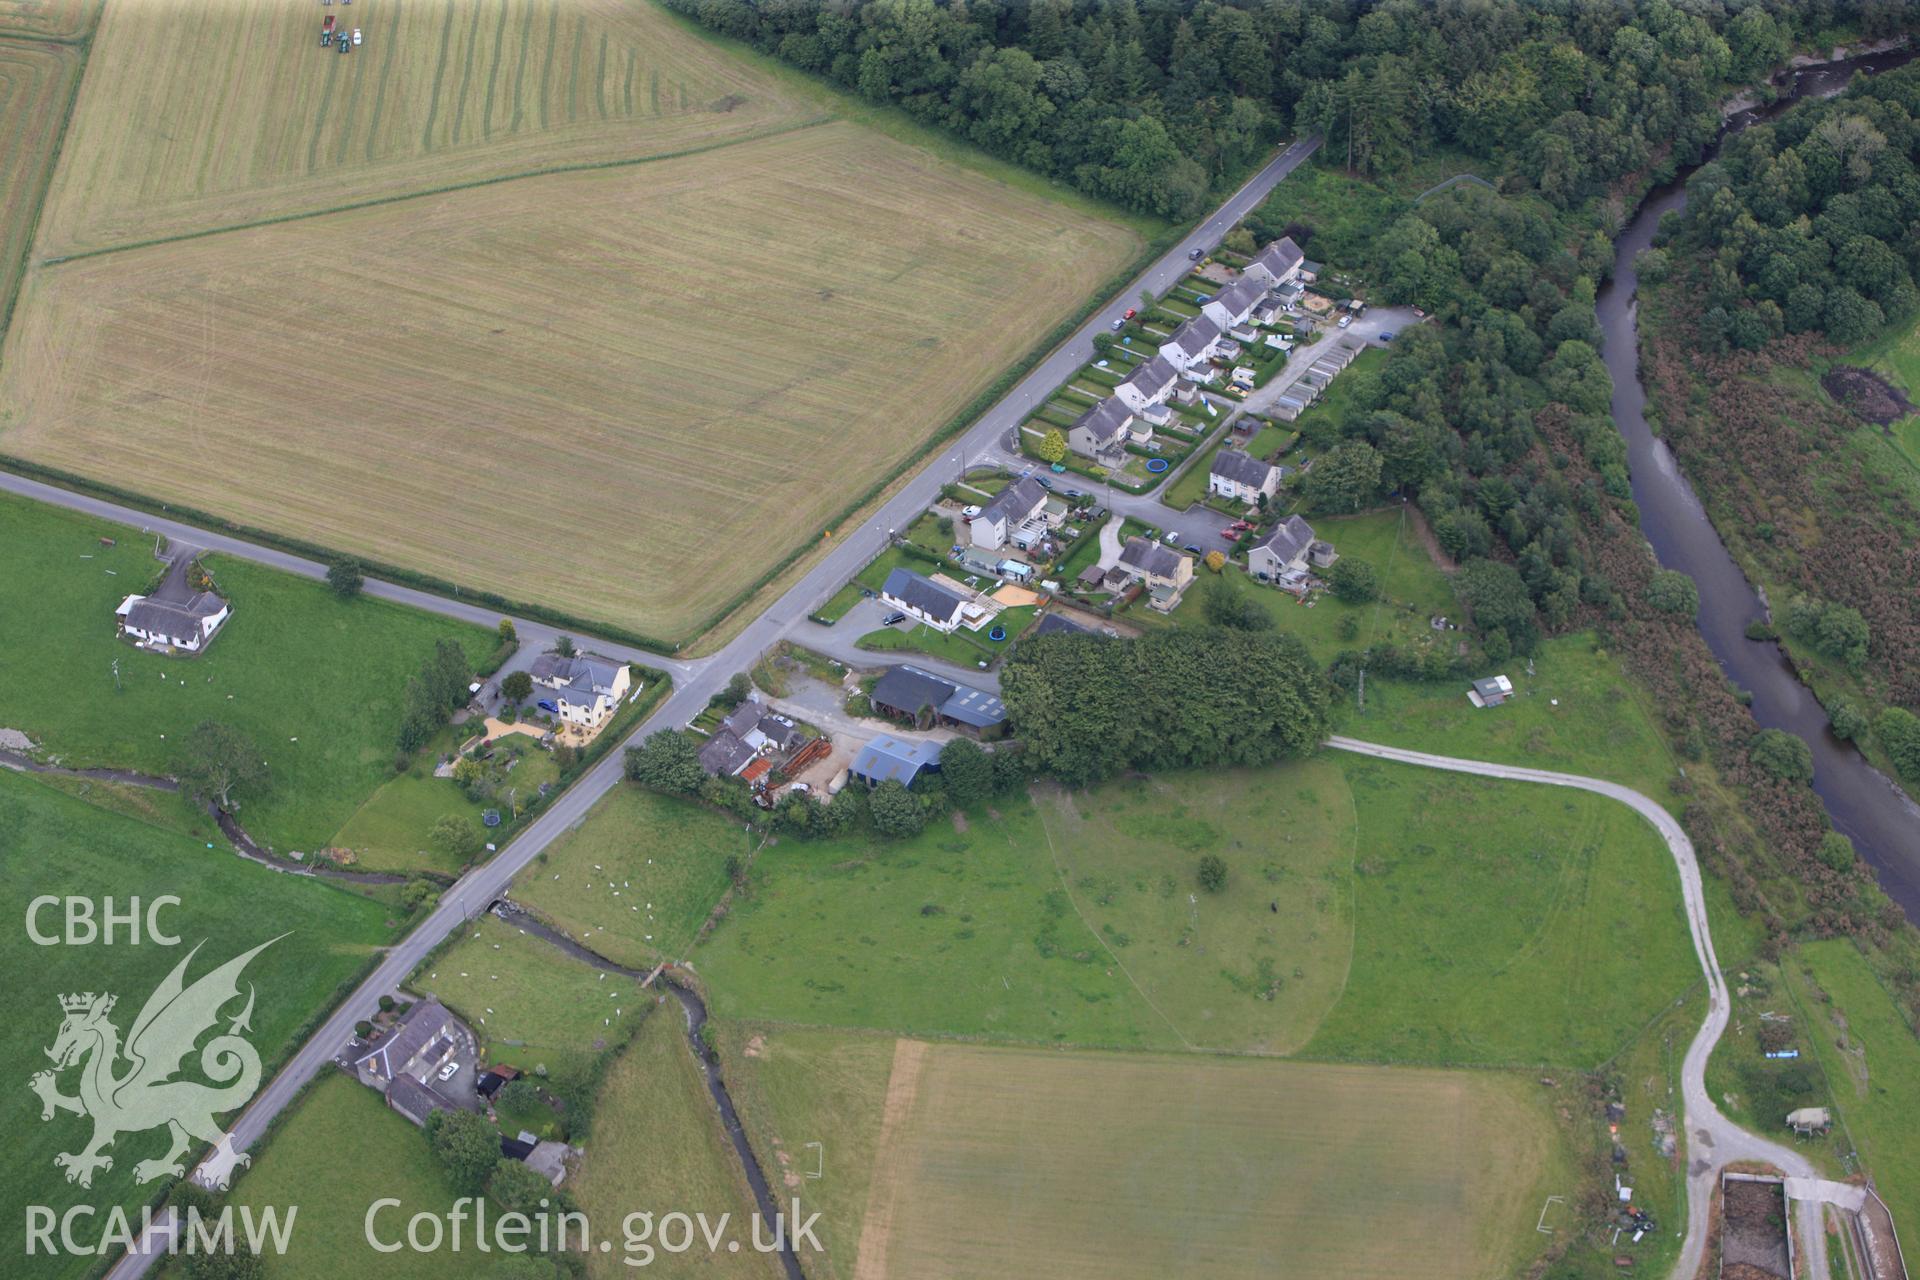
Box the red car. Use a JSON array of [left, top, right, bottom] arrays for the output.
[[1123, 308, 1137, 319]]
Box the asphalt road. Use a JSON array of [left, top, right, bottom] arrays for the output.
[[1324, 737, 1829, 1280], [92, 137, 1322, 1277]]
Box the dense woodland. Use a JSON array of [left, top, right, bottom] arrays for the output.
[[666, 0, 1908, 217], [1644, 65, 1920, 787]]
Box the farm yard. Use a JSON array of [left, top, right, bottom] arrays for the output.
[[0, 768, 395, 1277], [2, 119, 1143, 644], [30, 0, 818, 258], [720, 1032, 1571, 1280], [0, 37, 80, 333]]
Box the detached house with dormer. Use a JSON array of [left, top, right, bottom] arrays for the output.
[[1241, 235, 1305, 289], [969, 476, 1050, 552], [1247, 515, 1321, 583], [529, 652, 632, 729], [1067, 396, 1135, 461]]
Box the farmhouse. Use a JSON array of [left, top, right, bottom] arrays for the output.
[[1116, 536, 1194, 611], [1468, 675, 1514, 708], [1246, 515, 1318, 582], [1241, 235, 1305, 288], [1208, 449, 1280, 505], [1066, 396, 1136, 462], [970, 476, 1050, 552], [849, 733, 943, 788], [1159, 314, 1225, 370], [870, 664, 1006, 733], [1114, 355, 1179, 413], [116, 590, 231, 654], [529, 652, 632, 728], [346, 997, 471, 1126], [880, 567, 975, 633]]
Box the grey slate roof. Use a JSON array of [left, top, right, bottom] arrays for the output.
[[1071, 396, 1134, 447], [757, 714, 808, 751], [123, 592, 225, 640], [351, 999, 450, 1082], [1251, 514, 1316, 566], [870, 664, 1005, 728], [881, 567, 970, 627], [1118, 536, 1185, 580], [1209, 277, 1267, 319], [1249, 236, 1304, 281], [386, 1074, 449, 1127], [1033, 612, 1092, 638], [698, 729, 756, 777], [530, 653, 625, 701], [979, 476, 1048, 528], [1165, 314, 1223, 359], [1210, 448, 1275, 488], [850, 734, 944, 787], [1117, 354, 1178, 399], [721, 697, 766, 740]]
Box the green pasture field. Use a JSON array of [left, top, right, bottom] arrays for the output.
[[1787, 939, 1920, 1245], [1860, 313, 1920, 473], [507, 784, 751, 971], [699, 755, 1696, 1068], [0, 769, 392, 1276], [220, 1073, 462, 1280], [417, 913, 647, 1076], [1305, 757, 1696, 1067], [719, 1030, 1573, 1280], [0, 491, 496, 853], [571, 1009, 772, 1280], [330, 730, 562, 875]]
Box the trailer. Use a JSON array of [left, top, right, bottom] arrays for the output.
[[321, 14, 334, 44]]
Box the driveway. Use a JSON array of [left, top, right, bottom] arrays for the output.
[[1325, 736, 1831, 1280]]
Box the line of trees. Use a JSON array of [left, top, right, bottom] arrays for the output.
[[397, 638, 475, 755], [664, 0, 1883, 218]]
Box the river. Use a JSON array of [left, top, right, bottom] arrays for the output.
[[1598, 46, 1920, 919]]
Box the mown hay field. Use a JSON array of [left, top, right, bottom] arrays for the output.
[[0, 0, 93, 40], [35, 0, 817, 257], [0, 37, 80, 329], [1, 121, 1142, 641], [723, 1031, 1570, 1280]]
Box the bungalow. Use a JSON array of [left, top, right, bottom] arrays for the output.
[[1113, 354, 1179, 413], [1209, 449, 1280, 505], [870, 664, 1006, 732], [116, 591, 230, 654], [1201, 277, 1268, 330], [1468, 675, 1514, 708], [1246, 514, 1317, 581], [880, 567, 972, 633], [1116, 536, 1194, 611], [970, 476, 1049, 552], [1158, 314, 1225, 371], [849, 734, 944, 789], [1067, 396, 1136, 461], [1240, 235, 1305, 288], [528, 652, 632, 728]]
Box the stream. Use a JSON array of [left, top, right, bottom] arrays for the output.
[[488, 902, 807, 1280], [1598, 45, 1920, 920]]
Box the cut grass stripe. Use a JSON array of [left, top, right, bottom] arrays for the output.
[[566, 11, 583, 123], [537, 0, 556, 131], [418, 0, 457, 151], [479, 0, 510, 141], [448, 0, 482, 145], [596, 30, 608, 121], [362, 10, 396, 163], [306, 48, 338, 175], [508, 0, 533, 134]]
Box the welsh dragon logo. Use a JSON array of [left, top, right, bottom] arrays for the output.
[[29, 938, 280, 1190]]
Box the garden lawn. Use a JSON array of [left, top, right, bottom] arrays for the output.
[[0, 491, 496, 853], [1160, 430, 1229, 511], [508, 785, 751, 970], [1304, 756, 1697, 1067], [572, 1009, 773, 1280], [1788, 940, 1920, 1245], [0, 769, 393, 1276], [417, 914, 647, 1077], [220, 1073, 463, 1280], [327, 771, 477, 876], [853, 545, 927, 593], [857, 606, 1036, 668]]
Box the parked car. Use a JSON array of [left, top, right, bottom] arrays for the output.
[[1378, 331, 1395, 343], [1188, 248, 1204, 260], [961, 505, 981, 518], [1065, 488, 1083, 498], [437, 1061, 459, 1082], [352, 27, 362, 44], [882, 611, 907, 626], [1337, 315, 1352, 328], [1036, 477, 1054, 490], [1185, 544, 1203, 555], [1163, 530, 1179, 544], [1123, 308, 1137, 319], [859, 587, 876, 598], [1110, 319, 1124, 331]]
